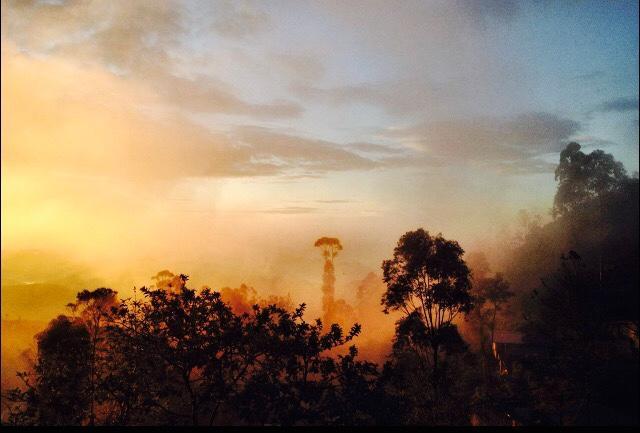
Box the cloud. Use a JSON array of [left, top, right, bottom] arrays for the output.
[[233, 126, 380, 175], [272, 53, 325, 82], [210, 0, 272, 39], [292, 80, 463, 116], [257, 206, 319, 215], [383, 112, 580, 160], [2, 41, 584, 183], [347, 142, 410, 156], [2, 45, 383, 180], [154, 71, 303, 118], [490, 159, 557, 175], [314, 0, 522, 111], [1, 0, 301, 119], [372, 112, 582, 174], [569, 135, 617, 149], [1, 0, 180, 68], [595, 97, 639, 113], [2, 45, 251, 180]]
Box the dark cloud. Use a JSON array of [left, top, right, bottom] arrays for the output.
[[383, 112, 581, 161], [595, 97, 639, 113], [373, 112, 582, 174]]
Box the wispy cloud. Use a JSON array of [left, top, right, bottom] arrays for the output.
[[233, 126, 381, 176], [154, 71, 303, 118], [2, 45, 382, 180], [292, 80, 462, 117], [374, 112, 583, 174], [314, 199, 354, 204], [347, 142, 410, 157], [272, 53, 326, 82], [1, 0, 301, 120], [595, 97, 639, 113], [382, 112, 581, 159], [210, 0, 273, 40], [257, 206, 319, 215]]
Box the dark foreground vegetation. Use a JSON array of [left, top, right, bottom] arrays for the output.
[[2, 142, 638, 426]]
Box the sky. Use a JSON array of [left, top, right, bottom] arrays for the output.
[[1, 0, 638, 319]]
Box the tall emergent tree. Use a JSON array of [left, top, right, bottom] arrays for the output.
[[314, 237, 343, 324], [381, 228, 473, 375]]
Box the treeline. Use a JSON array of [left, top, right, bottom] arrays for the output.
[[6, 285, 384, 426], [2, 142, 639, 426]]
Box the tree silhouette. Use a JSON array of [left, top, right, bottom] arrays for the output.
[[553, 142, 628, 218], [476, 274, 513, 347], [9, 278, 371, 426], [233, 304, 369, 425], [494, 142, 640, 425], [4, 137, 638, 428], [67, 288, 118, 425], [314, 237, 343, 325], [521, 252, 639, 425], [107, 283, 251, 425], [5, 316, 91, 425], [381, 228, 473, 415], [382, 229, 472, 369]]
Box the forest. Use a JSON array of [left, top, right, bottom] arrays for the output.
[[2, 142, 638, 426]]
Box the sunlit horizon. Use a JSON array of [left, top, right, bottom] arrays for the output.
[[1, 0, 638, 427]]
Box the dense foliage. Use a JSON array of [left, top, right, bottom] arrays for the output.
[[3, 143, 638, 426]]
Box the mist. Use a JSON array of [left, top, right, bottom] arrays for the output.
[[2, 0, 638, 426]]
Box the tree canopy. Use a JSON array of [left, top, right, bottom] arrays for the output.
[[553, 141, 629, 218]]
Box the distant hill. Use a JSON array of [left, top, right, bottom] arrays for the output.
[[1, 249, 103, 320]]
